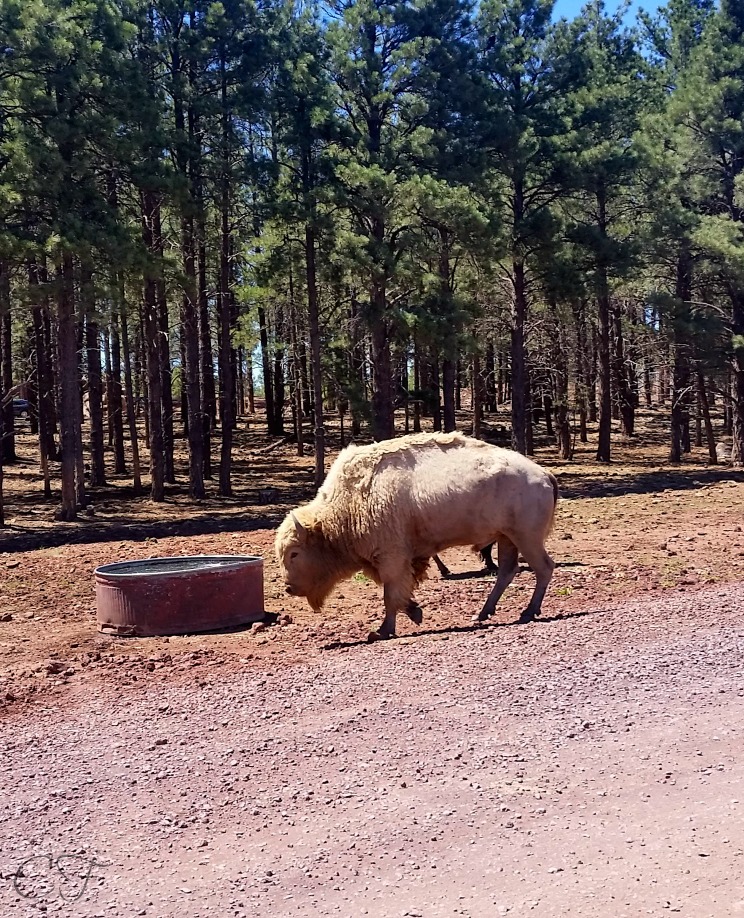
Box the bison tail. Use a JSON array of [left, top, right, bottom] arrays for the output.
[[547, 473, 559, 534]]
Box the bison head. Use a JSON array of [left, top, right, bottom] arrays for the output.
[[275, 511, 345, 611]]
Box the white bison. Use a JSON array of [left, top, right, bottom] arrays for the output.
[[275, 432, 558, 641]]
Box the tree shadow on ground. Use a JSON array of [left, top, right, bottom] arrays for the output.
[[0, 512, 284, 554], [558, 467, 744, 501], [320, 607, 601, 652]]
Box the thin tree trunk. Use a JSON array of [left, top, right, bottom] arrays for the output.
[[612, 300, 634, 436], [696, 367, 716, 464], [731, 293, 744, 467], [511, 258, 528, 454], [154, 203, 175, 484], [29, 262, 53, 495], [141, 191, 165, 501], [85, 312, 106, 487], [246, 349, 255, 414], [217, 119, 234, 496], [0, 369, 4, 525], [57, 255, 80, 520], [273, 305, 286, 436], [305, 223, 325, 485], [120, 305, 142, 492], [472, 352, 483, 439], [110, 313, 126, 474], [370, 264, 394, 441], [0, 263, 16, 464], [258, 305, 274, 431], [103, 327, 114, 448]]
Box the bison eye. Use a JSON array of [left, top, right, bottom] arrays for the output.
[[289, 551, 299, 560]]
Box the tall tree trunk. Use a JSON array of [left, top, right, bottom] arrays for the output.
[[173, 30, 204, 497], [246, 349, 255, 414], [0, 367, 4, 525], [198, 222, 213, 477], [670, 245, 692, 463], [511, 257, 529, 454], [288, 257, 304, 458], [731, 292, 744, 467], [142, 191, 165, 502], [472, 352, 483, 439], [551, 296, 571, 460], [109, 313, 126, 474], [153, 203, 175, 484], [103, 327, 114, 448], [0, 263, 16, 464], [120, 305, 142, 492], [612, 300, 634, 435], [595, 185, 612, 461], [412, 338, 422, 434], [370, 260, 394, 441], [442, 358, 456, 433], [29, 262, 54, 495], [56, 255, 80, 520], [305, 223, 325, 486], [217, 138, 234, 496], [696, 367, 717, 465], [85, 313, 106, 488], [258, 305, 274, 432], [273, 305, 286, 436]]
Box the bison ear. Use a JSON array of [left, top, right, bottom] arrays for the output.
[[291, 512, 307, 541]]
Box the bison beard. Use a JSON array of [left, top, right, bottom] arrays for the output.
[[275, 432, 557, 641]]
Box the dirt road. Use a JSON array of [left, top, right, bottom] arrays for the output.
[[1, 582, 743, 917]]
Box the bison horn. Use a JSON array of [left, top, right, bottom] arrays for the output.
[[291, 512, 306, 538]]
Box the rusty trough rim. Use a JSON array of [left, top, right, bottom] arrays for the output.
[[94, 554, 263, 578]]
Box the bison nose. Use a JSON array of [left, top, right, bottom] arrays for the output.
[[285, 586, 294, 595]]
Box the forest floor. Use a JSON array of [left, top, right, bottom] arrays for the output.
[[0, 408, 743, 915]]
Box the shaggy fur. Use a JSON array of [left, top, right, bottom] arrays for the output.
[[275, 431, 558, 637]]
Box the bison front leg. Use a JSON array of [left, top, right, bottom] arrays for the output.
[[368, 566, 415, 643]]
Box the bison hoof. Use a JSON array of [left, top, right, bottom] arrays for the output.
[[406, 602, 424, 625], [518, 609, 537, 624], [367, 630, 395, 643]]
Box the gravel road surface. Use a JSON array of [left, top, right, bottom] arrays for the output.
[[1, 583, 743, 917]]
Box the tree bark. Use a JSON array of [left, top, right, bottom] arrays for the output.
[[153, 202, 175, 484], [612, 300, 634, 436], [141, 191, 165, 502], [0, 263, 16, 464], [696, 367, 717, 464], [120, 305, 142, 493], [109, 314, 126, 474], [731, 293, 744, 467], [595, 185, 612, 462], [305, 223, 325, 485], [472, 352, 483, 439], [56, 255, 80, 520], [511, 258, 529, 454], [85, 315, 106, 487], [258, 305, 274, 431]]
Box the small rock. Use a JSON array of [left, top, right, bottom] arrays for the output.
[[0, 613, 12, 623], [252, 622, 267, 634]]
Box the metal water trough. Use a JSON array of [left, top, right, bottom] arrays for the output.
[[95, 555, 265, 637]]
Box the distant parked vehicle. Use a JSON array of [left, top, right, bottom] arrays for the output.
[[13, 398, 30, 420]]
